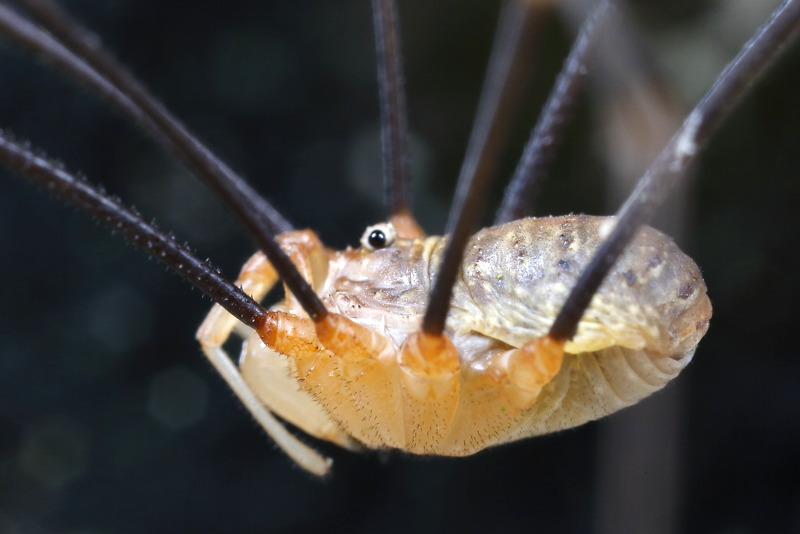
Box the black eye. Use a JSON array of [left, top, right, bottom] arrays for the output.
[[360, 222, 396, 251], [368, 229, 387, 249]]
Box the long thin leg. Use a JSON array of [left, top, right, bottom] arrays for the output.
[[549, 0, 800, 343], [0, 130, 265, 329], [495, 0, 614, 224], [371, 0, 423, 238], [423, 0, 552, 336], [11, 0, 292, 231], [0, 1, 329, 322]]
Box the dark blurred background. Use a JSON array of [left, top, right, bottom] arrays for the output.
[[0, 1, 798, 533]]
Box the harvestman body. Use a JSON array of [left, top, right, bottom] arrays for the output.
[[1, 0, 796, 476], [197, 216, 709, 464]]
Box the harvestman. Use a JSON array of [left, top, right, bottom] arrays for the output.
[[0, 0, 797, 476]]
